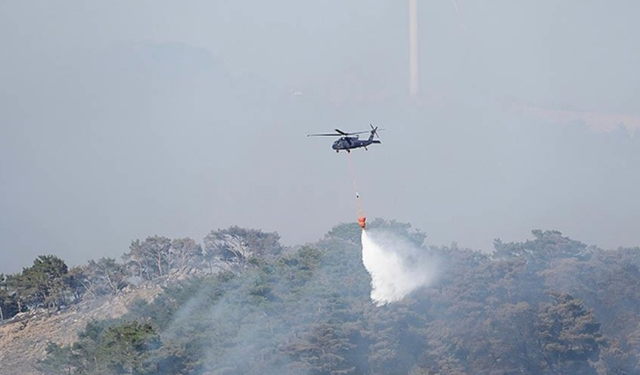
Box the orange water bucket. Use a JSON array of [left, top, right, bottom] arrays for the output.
[[358, 217, 366, 229]]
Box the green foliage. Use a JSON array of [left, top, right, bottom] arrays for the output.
[[203, 226, 283, 273], [278, 246, 322, 287], [324, 218, 427, 248], [13, 255, 74, 311], [1, 256, 87, 320], [171, 237, 202, 274], [536, 291, 604, 373], [125, 236, 173, 280], [21, 224, 640, 374], [36, 342, 76, 375], [99, 321, 161, 374], [326, 222, 362, 244], [493, 229, 592, 267], [37, 319, 161, 375], [79, 258, 128, 297], [0, 273, 19, 320]]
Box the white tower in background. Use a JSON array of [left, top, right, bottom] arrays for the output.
[[409, 0, 419, 97]]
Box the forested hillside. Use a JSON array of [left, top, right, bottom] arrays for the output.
[[2, 220, 640, 374]]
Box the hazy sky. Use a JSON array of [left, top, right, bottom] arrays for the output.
[[1, 1, 639, 274]]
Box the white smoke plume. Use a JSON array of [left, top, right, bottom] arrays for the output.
[[361, 229, 438, 306]]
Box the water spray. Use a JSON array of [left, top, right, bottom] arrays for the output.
[[343, 153, 437, 306], [343, 153, 437, 305], [361, 229, 437, 306]]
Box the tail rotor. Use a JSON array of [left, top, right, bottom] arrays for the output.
[[369, 124, 383, 140]]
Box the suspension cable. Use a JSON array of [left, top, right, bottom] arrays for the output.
[[346, 152, 366, 228]]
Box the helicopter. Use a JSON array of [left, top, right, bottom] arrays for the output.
[[308, 124, 382, 153]]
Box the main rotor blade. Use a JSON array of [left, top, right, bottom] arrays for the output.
[[308, 128, 371, 137], [335, 128, 370, 136]]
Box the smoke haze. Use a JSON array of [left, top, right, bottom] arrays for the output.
[[1, 1, 640, 274]]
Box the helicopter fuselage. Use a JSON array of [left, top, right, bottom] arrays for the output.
[[332, 136, 381, 153], [307, 124, 382, 153]]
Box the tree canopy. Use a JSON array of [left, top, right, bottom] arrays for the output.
[[1, 221, 638, 374]]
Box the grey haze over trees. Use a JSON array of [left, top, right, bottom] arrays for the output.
[[4, 220, 634, 375], [0, 225, 285, 323]]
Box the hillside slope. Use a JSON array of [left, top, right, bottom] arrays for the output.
[[0, 285, 161, 375]]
